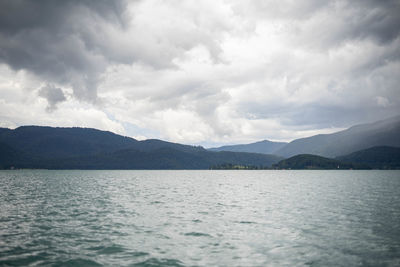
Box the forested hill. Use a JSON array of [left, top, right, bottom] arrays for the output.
[[336, 146, 400, 169], [0, 126, 281, 169], [272, 154, 367, 170], [0, 126, 205, 159], [272, 146, 400, 170]]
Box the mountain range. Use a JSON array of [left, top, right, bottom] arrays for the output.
[[210, 116, 400, 158], [209, 140, 287, 154], [0, 126, 281, 169], [0, 116, 399, 169]]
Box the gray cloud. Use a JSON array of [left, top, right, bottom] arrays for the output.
[[0, 0, 232, 103], [38, 84, 67, 112], [345, 0, 400, 44], [234, 0, 400, 49], [0, 0, 127, 102], [308, 0, 400, 50]]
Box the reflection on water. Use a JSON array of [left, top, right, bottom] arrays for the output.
[[0, 170, 399, 266]]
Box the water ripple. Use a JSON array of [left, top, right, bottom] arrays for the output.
[[0, 170, 399, 266]]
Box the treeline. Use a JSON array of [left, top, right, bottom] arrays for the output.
[[210, 163, 269, 170]]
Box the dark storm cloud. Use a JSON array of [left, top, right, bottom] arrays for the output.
[[0, 0, 126, 33], [0, 0, 228, 104], [0, 0, 128, 102]]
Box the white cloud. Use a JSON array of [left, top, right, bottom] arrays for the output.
[[0, 65, 125, 135]]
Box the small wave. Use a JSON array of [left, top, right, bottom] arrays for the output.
[[89, 244, 126, 255], [132, 257, 185, 267], [128, 251, 150, 257], [0, 252, 48, 266], [237, 221, 257, 224], [197, 211, 208, 215], [184, 232, 211, 237], [57, 258, 102, 266]]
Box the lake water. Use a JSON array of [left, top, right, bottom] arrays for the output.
[[0, 170, 399, 266]]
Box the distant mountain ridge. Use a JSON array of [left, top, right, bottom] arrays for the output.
[[0, 126, 281, 169], [275, 116, 400, 158], [209, 140, 287, 154], [209, 116, 400, 158]]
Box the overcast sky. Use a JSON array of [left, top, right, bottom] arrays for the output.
[[0, 0, 399, 147]]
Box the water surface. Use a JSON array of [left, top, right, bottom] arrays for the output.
[[1, 170, 399, 266]]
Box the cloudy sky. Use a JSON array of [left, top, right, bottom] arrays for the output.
[[0, 0, 399, 147]]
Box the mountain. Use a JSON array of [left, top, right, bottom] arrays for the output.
[[36, 148, 282, 170], [273, 154, 367, 170], [0, 126, 139, 159], [209, 140, 287, 154], [337, 146, 400, 169], [0, 142, 33, 169], [0, 126, 281, 169], [275, 116, 400, 158], [0, 126, 204, 160]]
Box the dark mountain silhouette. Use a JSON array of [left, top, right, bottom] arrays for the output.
[[0, 126, 205, 159], [0, 126, 139, 159], [0, 126, 281, 169], [337, 146, 400, 169], [275, 116, 400, 158], [36, 148, 281, 170], [209, 140, 287, 154], [0, 142, 33, 169]]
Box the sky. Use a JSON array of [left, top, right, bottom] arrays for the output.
[[0, 0, 399, 147]]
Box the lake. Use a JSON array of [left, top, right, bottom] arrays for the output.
[[0, 170, 399, 266]]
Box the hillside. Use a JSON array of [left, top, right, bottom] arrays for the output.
[[0, 126, 205, 159], [0, 126, 139, 159], [0, 142, 33, 169], [337, 146, 400, 169], [273, 154, 366, 170], [209, 140, 287, 154], [275, 116, 400, 158], [0, 126, 281, 169], [33, 148, 282, 170]]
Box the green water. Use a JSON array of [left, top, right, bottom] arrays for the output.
[[1, 170, 399, 266]]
